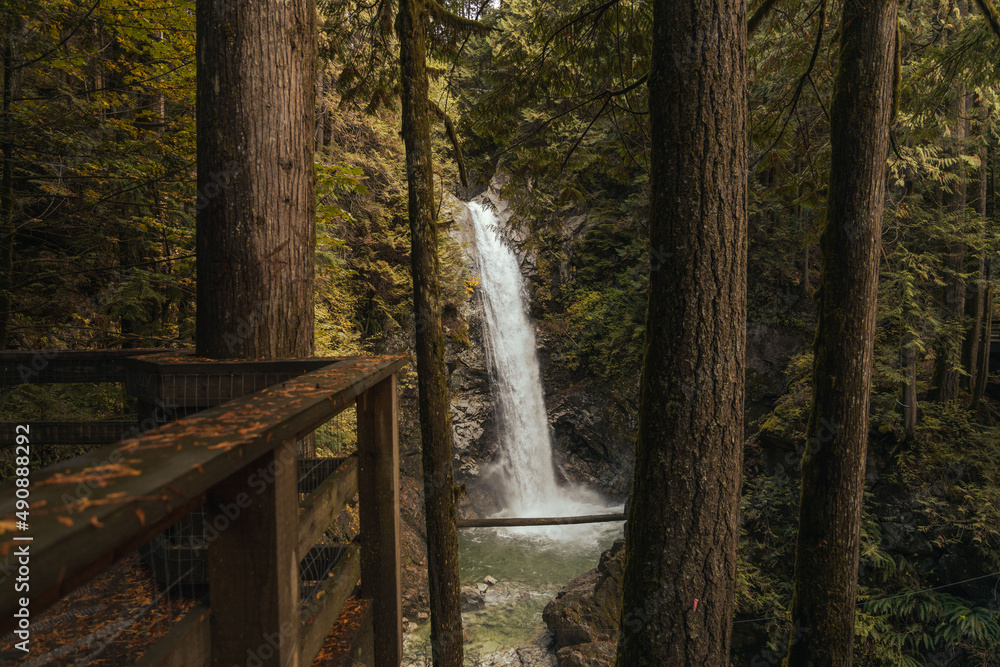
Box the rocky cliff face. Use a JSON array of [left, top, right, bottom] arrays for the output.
[[546, 382, 634, 498]]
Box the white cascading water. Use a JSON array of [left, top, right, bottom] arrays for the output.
[[467, 201, 617, 543]]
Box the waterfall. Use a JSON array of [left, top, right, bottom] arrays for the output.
[[467, 201, 613, 533]]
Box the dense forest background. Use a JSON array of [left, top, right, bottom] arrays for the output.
[[2, 0, 1000, 664]]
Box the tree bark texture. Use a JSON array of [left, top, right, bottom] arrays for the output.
[[786, 2, 897, 665], [397, 1, 464, 665], [615, 0, 747, 664], [196, 0, 316, 359]]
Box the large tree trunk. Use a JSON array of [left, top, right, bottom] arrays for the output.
[[785, 2, 897, 665], [396, 1, 464, 666], [195, 0, 317, 359], [932, 92, 969, 402], [615, 0, 747, 664]]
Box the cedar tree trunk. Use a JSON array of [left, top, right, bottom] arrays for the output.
[[396, 1, 464, 665], [786, 1, 897, 664], [196, 0, 316, 359], [615, 0, 747, 664]]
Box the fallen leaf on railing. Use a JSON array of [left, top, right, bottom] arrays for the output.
[[33, 465, 142, 488], [57, 516, 74, 527], [135, 508, 146, 525], [208, 442, 242, 451], [90, 517, 104, 528]]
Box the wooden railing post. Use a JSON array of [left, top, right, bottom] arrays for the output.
[[207, 439, 300, 667], [357, 373, 402, 666]]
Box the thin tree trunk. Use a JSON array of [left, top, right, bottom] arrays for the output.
[[962, 131, 988, 390], [902, 338, 918, 442], [971, 280, 992, 413], [899, 185, 919, 444], [616, 0, 747, 664], [786, 1, 897, 664], [803, 244, 811, 295], [195, 0, 317, 359], [396, 1, 463, 665], [932, 92, 969, 401], [901, 250, 919, 444], [316, 68, 325, 150]]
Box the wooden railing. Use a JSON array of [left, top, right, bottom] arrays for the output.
[[0, 348, 181, 448], [0, 353, 406, 666]]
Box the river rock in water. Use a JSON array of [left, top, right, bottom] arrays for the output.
[[462, 584, 487, 611]]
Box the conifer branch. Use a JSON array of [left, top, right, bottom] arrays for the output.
[[427, 0, 494, 36], [751, 0, 826, 168], [748, 0, 783, 37], [973, 0, 1000, 40], [559, 74, 649, 171], [540, 0, 621, 62], [428, 99, 469, 188]]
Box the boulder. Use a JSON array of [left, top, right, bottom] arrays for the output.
[[555, 641, 616, 667], [543, 539, 625, 651], [461, 585, 486, 611]]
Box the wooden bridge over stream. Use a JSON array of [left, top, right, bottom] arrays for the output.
[[0, 349, 405, 666]]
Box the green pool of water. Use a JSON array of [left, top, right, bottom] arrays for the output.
[[403, 521, 625, 665]]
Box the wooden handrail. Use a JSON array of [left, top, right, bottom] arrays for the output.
[[0, 420, 139, 446], [0, 354, 406, 635], [0, 348, 186, 384]]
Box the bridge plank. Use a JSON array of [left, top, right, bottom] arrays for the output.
[[297, 455, 358, 560], [133, 605, 211, 667], [298, 545, 361, 666]]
